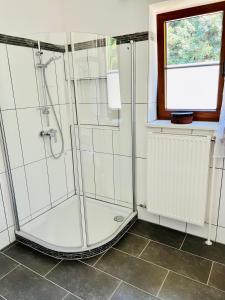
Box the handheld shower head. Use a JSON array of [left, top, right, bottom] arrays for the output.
[[36, 55, 61, 68], [45, 55, 61, 66]]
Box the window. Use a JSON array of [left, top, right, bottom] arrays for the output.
[[157, 2, 225, 121]]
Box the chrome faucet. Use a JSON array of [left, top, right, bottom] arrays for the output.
[[40, 129, 57, 143]]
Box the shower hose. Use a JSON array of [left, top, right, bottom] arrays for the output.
[[43, 68, 65, 159]]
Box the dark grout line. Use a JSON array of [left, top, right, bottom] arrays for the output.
[[0, 253, 71, 297], [206, 261, 214, 285], [128, 231, 219, 266], [108, 280, 122, 300], [156, 270, 170, 298], [110, 246, 225, 294], [179, 233, 187, 249]]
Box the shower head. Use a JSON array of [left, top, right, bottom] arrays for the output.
[[36, 55, 61, 69], [45, 55, 61, 66]]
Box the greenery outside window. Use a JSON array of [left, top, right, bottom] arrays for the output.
[[157, 2, 225, 121]]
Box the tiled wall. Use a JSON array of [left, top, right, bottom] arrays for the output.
[[1, 36, 225, 249], [72, 42, 134, 208], [0, 42, 76, 248]]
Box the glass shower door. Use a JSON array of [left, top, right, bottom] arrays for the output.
[[70, 32, 134, 247]]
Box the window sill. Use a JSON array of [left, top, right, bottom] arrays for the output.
[[147, 120, 218, 131]]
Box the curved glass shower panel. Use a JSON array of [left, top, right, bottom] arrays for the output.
[[0, 32, 83, 249], [70, 32, 134, 247], [0, 31, 136, 258]]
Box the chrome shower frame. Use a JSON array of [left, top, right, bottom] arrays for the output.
[[1, 33, 138, 259]]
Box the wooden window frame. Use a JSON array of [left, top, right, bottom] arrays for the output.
[[157, 1, 225, 121]]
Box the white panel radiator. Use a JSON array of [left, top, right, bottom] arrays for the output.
[[147, 133, 211, 226]]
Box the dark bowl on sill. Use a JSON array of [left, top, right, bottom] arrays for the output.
[[171, 112, 194, 124]]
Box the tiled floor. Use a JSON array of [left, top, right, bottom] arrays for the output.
[[1, 220, 225, 299]]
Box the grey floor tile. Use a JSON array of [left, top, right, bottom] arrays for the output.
[[80, 253, 104, 266], [4, 242, 59, 275], [0, 253, 18, 278], [159, 272, 225, 300], [1, 241, 17, 252], [0, 296, 5, 300], [182, 235, 225, 265], [96, 248, 167, 295], [209, 263, 225, 292], [0, 265, 66, 300], [129, 220, 185, 248], [47, 260, 120, 300], [64, 293, 80, 300], [141, 241, 212, 283], [114, 233, 149, 256], [111, 282, 157, 299]]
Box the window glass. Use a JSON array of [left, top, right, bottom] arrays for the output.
[[165, 12, 223, 110]]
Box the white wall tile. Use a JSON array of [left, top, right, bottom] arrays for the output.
[[160, 216, 186, 232], [2, 110, 23, 169], [79, 128, 93, 151], [7, 45, 39, 108], [74, 150, 83, 194], [78, 104, 98, 125], [113, 104, 132, 156], [76, 80, 97, 103], [12, 167, 30, 221], [93, 129, 113, 153], [0, 174, 14, 227], [17, 108, 45, 164], [96, 79, 107, 103], [55, 54, 68, 104], [25, 160, 51, 214], [0, 44, 15, 110], [0, 186, 7, 232], [136, 158, 147, 206], [114, 155, 132, 205], [81, 150, 95, 195], [8, 225, 16, 243], [118, 43, 131, 103], [47, 155, 67, 202], [218, 171, 225, 227], [136, 41, 148, 103], [65, 150, 75, 194], [209, 143, 224, 169], [137, 206, 160, 225], [73, 49, 89, 79], [205, 168, 222, 225], [136, 104, 147, 158], [0, 148, 5, 174], [186, 223, 217, 240], [97, 47, 107, 77], [216, 226, 225, 244], [88, 47, 99, 78], [60, 103, 73, 151], [0, 230, 10, 250], [94, 152, 114, 199], [98, 104, 119, 126]]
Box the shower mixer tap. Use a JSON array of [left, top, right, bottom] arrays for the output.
[[40, 129, 57, 143]]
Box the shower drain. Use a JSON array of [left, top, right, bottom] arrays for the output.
[[114, 216, 124, 222]]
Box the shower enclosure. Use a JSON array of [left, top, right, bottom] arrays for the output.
[[0, 32, 137, 258]]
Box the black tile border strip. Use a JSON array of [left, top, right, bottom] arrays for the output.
[[0, 31, 149, 53], [0, 34, 65, 53], [15, 214, 137, 260], [71, 31, 149, 51]]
